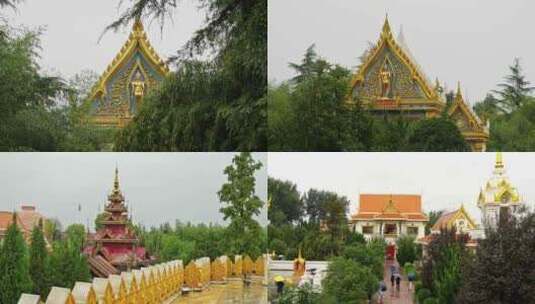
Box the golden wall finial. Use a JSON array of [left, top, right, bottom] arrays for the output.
[[495, 152, 504, 169]]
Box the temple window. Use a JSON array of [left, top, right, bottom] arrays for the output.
[[407, 227, 418, 235], [362, 226, 374, 234], [384, 224, 397, 235]]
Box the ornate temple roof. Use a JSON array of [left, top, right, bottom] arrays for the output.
[[477, 153, 521, 208], [351, 16, 438, 100], [432, 204, 478, 232], [448, 82, 489, 133], [89, 19, 170, 101], [351, 194, 428, 222]]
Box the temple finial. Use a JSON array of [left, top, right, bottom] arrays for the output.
[[114, 165, 120, 192], [495, 152, 504, 169], [456, 81, 463, 100], [132, 17, 144, 35], [382, 14, 392, 36]]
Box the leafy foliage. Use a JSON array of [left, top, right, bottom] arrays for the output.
[[268, 46, 469, 152], [218, 152, 265, 257], [29, 224, 50, 298], [0, 20, 116, 151], [322, 257, 379, 303], [457, 209, 535, 303], [47, 238, 91, 289], [491, 58, 534, 113], [113, 0, 267, 151], [0, 216, 32, 304], [421, 227, 469, 303], [268, 177, 303, 225], [406, 117, 470, 151], [396, 235, 417, 267], [268, 178, 351, 260]]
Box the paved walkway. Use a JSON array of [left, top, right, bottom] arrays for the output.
[[380, 259, 414, 304], [172, 280, 267, 304]]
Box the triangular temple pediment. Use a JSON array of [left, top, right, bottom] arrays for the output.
[[452, 205, 477, 230], [448, 84, 486, 133], [90, 20, 169, 100], [351, 17, 438, 101], [89, 19, 170, 127]]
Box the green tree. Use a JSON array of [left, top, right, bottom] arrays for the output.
[[272, 46, 374, 151], [457, 209, 535, 303], [29, 223, 50, 298], [112, 0, 267, 151], [322, 257, 379, 303], [407, 117, 470, 151], [65, 223, 86, 248], [396, 235, 417, 267], [218, 152, 264, 256], [0, 215, 32, 304], [268, 177, 303, 225], [422, 228, 468, 302], [473, 93, 499, 122], [48, 239, 91, 289], [492, 58, 534, 113], [425, 210, 445, 235]]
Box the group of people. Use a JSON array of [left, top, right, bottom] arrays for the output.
[[377, 263, 416, 303]]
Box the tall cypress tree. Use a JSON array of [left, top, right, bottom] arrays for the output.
[[29, 220, 49, 298], [0, 213, 32, 304]]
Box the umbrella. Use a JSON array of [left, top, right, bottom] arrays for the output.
[[274, 275, 285, 282]]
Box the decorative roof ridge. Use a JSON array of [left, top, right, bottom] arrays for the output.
[[448, 82, 487, 132], [350, 16, 438, 100], [89, 19, 170, 100]]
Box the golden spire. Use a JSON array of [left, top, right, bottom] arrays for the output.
[[495, 152, 504, 169], [456, 81, 463, 99], [113, 165, 120, 193], [132, 16, 144, 37], [381, 14, 392, 37]]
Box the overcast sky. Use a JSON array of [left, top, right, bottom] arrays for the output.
[[3, 0, 205, 78], [269, 0, 535, 104], [268, 153, 535, 223], [0, 153, 267, 230]]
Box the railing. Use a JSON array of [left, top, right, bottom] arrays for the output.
[[18, 254, 267, 304]]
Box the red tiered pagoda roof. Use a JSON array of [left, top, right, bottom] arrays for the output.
[[84, 167, 151, 277]]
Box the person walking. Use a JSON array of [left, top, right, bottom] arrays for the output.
[[408, 270, 416, 291], [395, 274, 401, 295], [378, 281, 387, 303]]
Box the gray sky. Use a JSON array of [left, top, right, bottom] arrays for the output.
[[4, 0, 205, 78], [268, 152, 535, 223], [0, 153, 267, 230], [268, 0, 535, 104]]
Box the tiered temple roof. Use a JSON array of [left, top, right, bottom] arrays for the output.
[[84, 167, 150, 277], [351, 194, 428, 222]]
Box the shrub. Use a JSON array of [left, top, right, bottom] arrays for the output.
[[414, 281, 423, 293], [417, 288, 432, 303], [423, 297, 439, 304]]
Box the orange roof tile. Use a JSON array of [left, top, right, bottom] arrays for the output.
[[352, 194, 427, 222]]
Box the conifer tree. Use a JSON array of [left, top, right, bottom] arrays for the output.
[[0, 214, 32, 304], [29, 221, 50, 298], [493, 58, 534, 113]]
